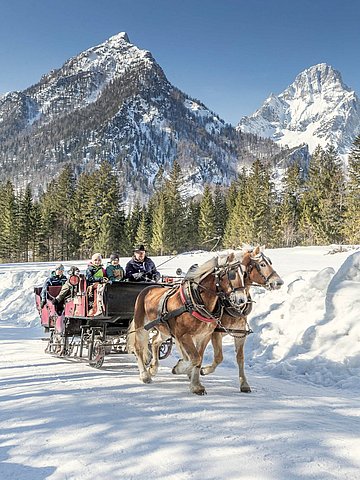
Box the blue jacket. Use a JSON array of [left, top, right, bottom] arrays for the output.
[[41, 272, 67, 301], [125, 256, 160, 282]]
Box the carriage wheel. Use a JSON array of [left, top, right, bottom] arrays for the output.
[[89, 341, 105, 369], [158, 338, 173, 360]]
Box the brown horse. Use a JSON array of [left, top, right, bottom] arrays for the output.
[[127, 252, 248, 395], [200, 246, 284, 392]]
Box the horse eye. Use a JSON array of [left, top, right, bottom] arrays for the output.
[[260, 262, 266, 268]]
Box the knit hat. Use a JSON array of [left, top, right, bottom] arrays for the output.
[[91, 253, 102, 263], [68, 265, 80, 275], [55, 264, 65, 271], [110, 253, 120, 261]]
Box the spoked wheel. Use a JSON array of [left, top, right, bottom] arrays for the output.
[[158, 338, 173, 360], [89, 341, 105, 369]]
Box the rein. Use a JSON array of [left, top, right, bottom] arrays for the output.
[[144, 260, 247, 330], [214, 318, 253, 338]]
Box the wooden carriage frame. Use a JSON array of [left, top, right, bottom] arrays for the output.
[[34, 275, 174, 368]]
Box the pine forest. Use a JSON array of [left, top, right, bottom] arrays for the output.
[[0, 138, 359, 264]]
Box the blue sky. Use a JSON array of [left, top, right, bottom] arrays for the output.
[[1, 0, 359, 125]]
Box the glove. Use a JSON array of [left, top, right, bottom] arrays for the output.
[[132, 272, 144, 280], [40, 300, 46, 309], [154, 272, 161, 282]]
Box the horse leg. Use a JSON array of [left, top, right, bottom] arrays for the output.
[[234, 334, 251, 393], [200, 332, 224, 376], [127, 319, 152, 384], [172, 339, 192, 376], [177, 334, 208, 395], [148, 330, 166, 377]]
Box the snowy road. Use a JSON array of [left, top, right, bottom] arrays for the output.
[[1, 324, 359, 480], [1, 246, 360, 479]]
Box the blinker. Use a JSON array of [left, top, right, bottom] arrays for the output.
[[228, 270, 237, 281]]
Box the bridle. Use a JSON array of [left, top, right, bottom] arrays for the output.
[[245, 252, 278, 288], [213, 261, 246, 298]]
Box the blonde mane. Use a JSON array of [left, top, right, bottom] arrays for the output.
[[185, 252, 236, 282]]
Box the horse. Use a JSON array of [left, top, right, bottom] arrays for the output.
[[199, 245, 284, 392], [127, 252, 248, 395]]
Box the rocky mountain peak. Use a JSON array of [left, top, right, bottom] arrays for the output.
[[237, 63, 360, 155], [1, 32, 275, 200]]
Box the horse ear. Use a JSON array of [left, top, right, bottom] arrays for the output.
[[227, 252, 235, 263], [253, 245, 260, 255]]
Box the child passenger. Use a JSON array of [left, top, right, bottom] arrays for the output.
[[86, 253, 107, 285], [106, 253, 125, 283]]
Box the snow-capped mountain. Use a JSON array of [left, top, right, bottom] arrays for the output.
[[237, 63, 360, 155], [0, 32, 278, 200]]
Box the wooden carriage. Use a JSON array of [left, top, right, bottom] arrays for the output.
[[34, 275, 174, 368]]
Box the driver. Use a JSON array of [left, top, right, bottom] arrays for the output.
[[125, 244, 160, 282]]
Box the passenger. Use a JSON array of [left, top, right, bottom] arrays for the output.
[[86, 253, 107, 285], [106, 253, 125, 283], [40, 264, 67, 308], [125, 244, 160, 282], [52, 265, 81, 306]]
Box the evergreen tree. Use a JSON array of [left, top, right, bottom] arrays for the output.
[[183, 199, 200, 252], [276, 162, 303, 247], [223, 171, 247, 248], [163, 161, 185, 253], [343, 136, 360, 243], [299, 145, 345, 244], [0, 181, 17, 262], [71, 171, 96, 258], [135, 207, 151, 248], [223, 161, 275, 247], [198, 185, 216, 246], [126, 200, 142, 251], [54, 165, 78, 260], [213, 185, 227, 245], [150, 192, 167, 255], [17, 185, 34, 262]]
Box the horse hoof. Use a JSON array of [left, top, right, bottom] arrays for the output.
[[140, 373, 152, 384], [200, 368, 205, 376], [240, 385, 251, 393], [172, 366, 178, 374], [191, 386, 207, 395]]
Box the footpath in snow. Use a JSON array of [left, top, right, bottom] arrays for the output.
[[0, 245, 359, 479]]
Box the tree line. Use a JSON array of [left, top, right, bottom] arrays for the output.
[[0, 137, 359, 264]]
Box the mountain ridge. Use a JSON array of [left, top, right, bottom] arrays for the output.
[[0, 32, 282, 201], [237, 63, 360, 155]]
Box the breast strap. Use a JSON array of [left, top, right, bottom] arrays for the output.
[[144, 280, 222, 331]]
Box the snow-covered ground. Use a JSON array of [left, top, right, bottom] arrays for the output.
[[1, 246, 360, 479]]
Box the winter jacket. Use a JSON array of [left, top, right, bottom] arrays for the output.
[[85, 264, 106, 285], [125, 256, 160, 282], [41, 272, 67, 302], [106, 263, 125, 282]]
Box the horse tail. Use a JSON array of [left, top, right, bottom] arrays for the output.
[[127, 288, 151, 365]]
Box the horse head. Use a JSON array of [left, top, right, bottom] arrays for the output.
[[214, 252, 248, 308], [241, 246, 284, 290], [185, 252, 248, 309]]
